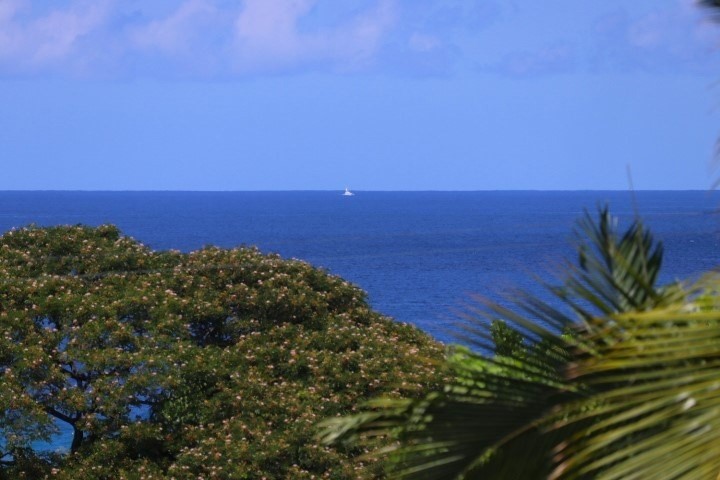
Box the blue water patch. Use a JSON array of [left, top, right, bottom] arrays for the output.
[[0, 191, 718, 341], [2, 190, 720, 452]]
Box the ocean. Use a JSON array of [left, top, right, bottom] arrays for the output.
[[1, 190, 719, 342], [3, 190, 720, 452]]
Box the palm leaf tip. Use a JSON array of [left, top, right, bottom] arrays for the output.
[[567, 207, 666, 316]]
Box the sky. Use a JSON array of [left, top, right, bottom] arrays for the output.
[[1, 0, 720, 190]]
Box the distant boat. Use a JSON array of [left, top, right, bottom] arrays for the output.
[[343, 187, 355, 196]]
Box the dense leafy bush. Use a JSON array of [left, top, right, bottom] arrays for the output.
[[0, 225, 445, 479]]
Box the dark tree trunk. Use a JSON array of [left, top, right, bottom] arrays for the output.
[[70, 427, 83, 453]]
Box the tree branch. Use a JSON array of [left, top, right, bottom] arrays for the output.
[[0, 451, 15, 466], [44, 406, 78, 425]]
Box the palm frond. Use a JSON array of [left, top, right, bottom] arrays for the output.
[[564, 208, 667, 317], [319, 207, 705, 480], [386, 345, 576, 480], [549, 295, 720, 479]]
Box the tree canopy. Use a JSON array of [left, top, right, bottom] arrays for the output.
[[0, 225, 445, 479]]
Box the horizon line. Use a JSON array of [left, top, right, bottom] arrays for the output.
[[0, 189, 716, 193]]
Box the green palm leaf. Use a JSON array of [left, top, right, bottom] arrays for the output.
[[549, 292, 720, 480], [319, 207, 706, 479]]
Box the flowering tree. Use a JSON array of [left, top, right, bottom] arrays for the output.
[[0, 225, 444, 479]]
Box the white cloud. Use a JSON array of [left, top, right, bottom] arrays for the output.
[[0, 0, 716, 79], [231, 0, 396, 73], [130, 0, 219, 54], [235, 0, 314, 55], [0, 0, 399, 77], [0, 0, 111, 71], [0, 0, 21, 24]]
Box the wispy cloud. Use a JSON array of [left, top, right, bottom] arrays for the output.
[[481, 43, 576, 77], [0, 0, 401, 78], [130, 0, 219, 54], [231, 0, 396, 73], [591, 0, 720, 73], [0, 0, 111, 74], [476, 0, 720, 78], [0, 0, 717, 79]]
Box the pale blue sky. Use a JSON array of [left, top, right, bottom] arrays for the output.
[[1, 0, 720, 190]]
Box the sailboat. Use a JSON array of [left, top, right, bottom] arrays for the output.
[[343, 187, 355, 196]]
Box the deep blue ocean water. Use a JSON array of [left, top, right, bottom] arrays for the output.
[[3, 190, 720, 452], [1, 190, 720, 342]]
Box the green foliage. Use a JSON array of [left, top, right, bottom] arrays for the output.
[[0, 225, 445, 479], [321, 208, 720, 479], [489, 320, 525, 357]]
